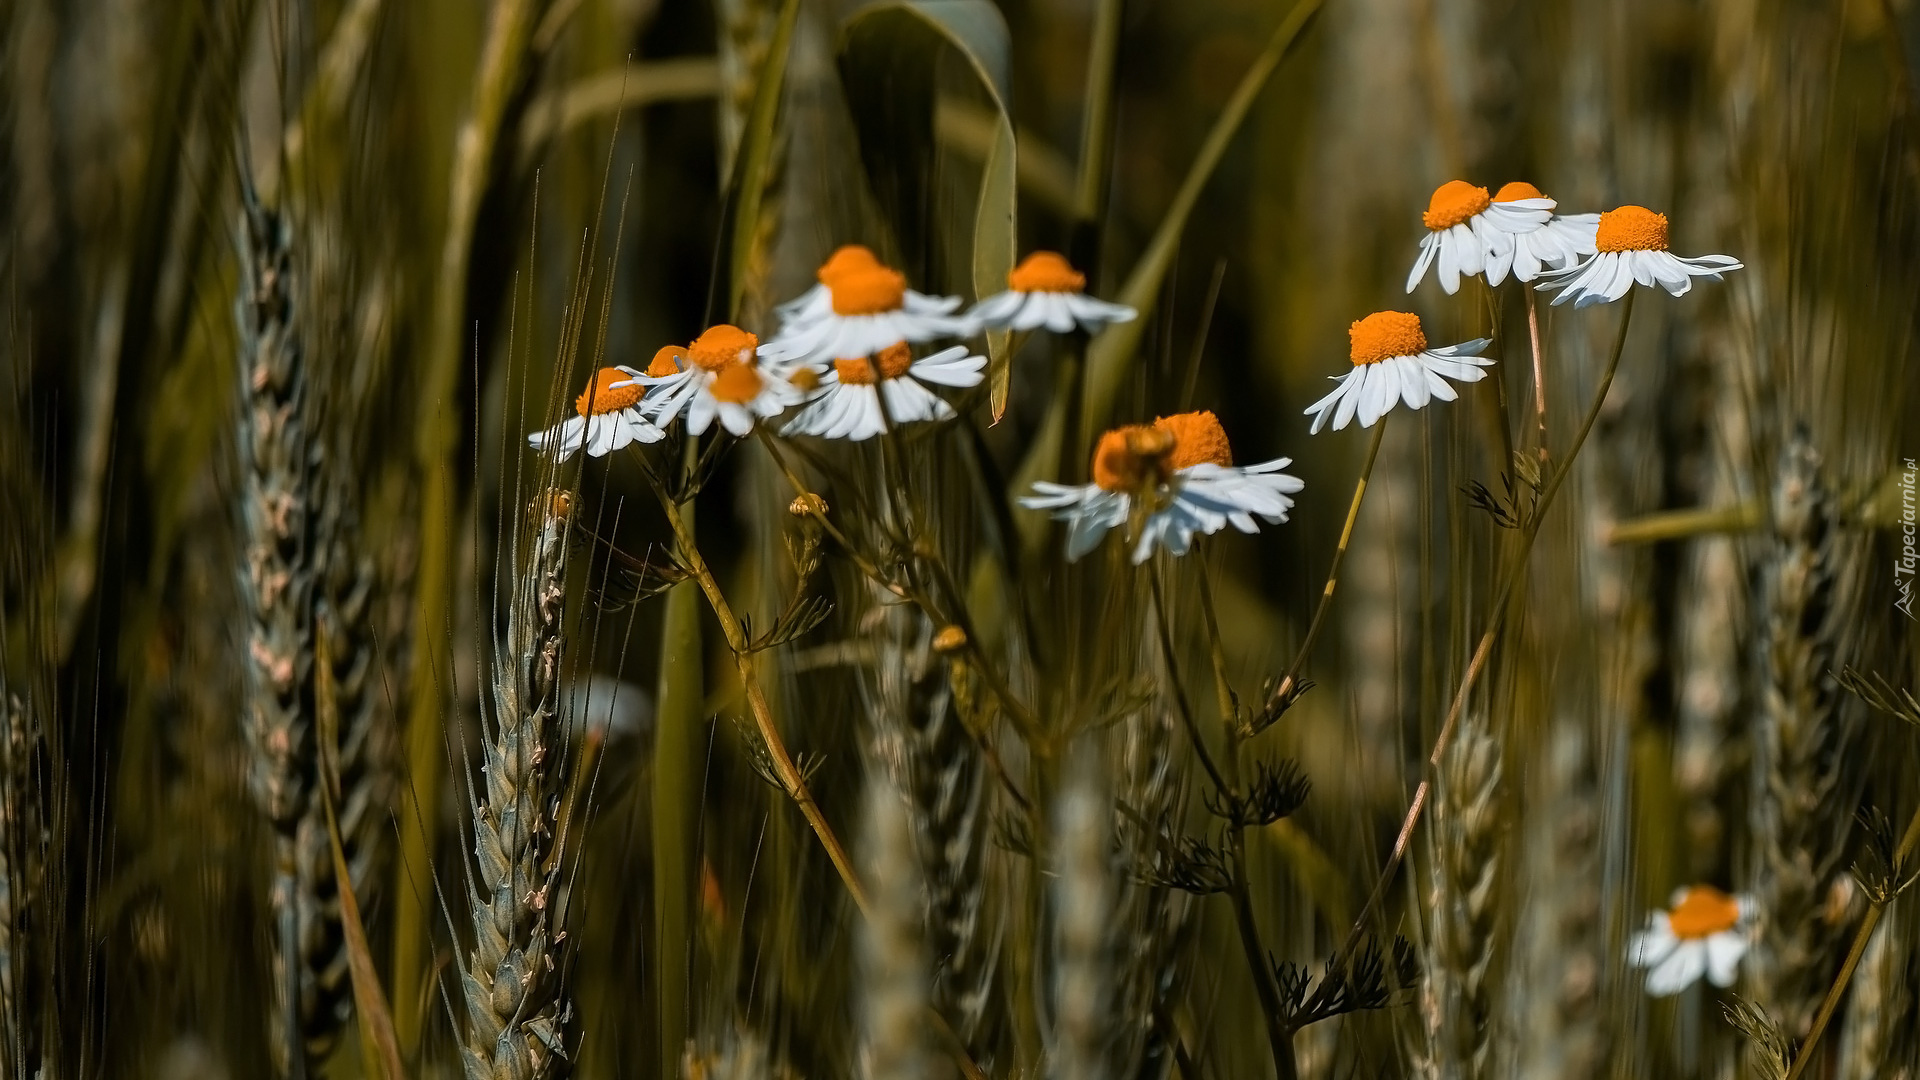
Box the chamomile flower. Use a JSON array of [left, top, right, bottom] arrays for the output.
[[1406, 180, 1551, 294], [761, 245, 973, 367], [1628, 885, 1753, 997], [1536, 205, 1743, 308], [1304, 311, 1494, 434], [641, 325, 802, 437], [527, 365, 666, 460], [1019, 411, 1303, 564], [1480, 182, 1600, 285], [968, 251, 1136, 333], [781, 342, 985, 442]]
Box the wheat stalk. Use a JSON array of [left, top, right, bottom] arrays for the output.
[[1422, 714, 1503, 1080], [857, 767, 941, 1080], [1514, 712, 1607, 1080], [1837, 896, 1917, 1080], [1049, 747, 1117, 1080], [234, 192, 321, 1079], [457, 493, 572, 1080], [1747, 432, 1864, 1037]]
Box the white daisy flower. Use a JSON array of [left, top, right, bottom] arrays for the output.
[[1406, 180, 1551, 295], [1019, 411, 1303, 564], [1536, 205, 1744, 308], [640, 324, 802, 437], [968, 250, 1136, 333], [781, 342, 985, 442], [1304, 311, 1494, 434], [1628, 885, 1753, 997], [760, 245, 973, 367], [1479, 181, 1600, 285], [527, 365, 666, 460]]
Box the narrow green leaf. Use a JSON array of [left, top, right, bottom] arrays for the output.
[[836, 1, 1017, 415], [727, 0, 802, 319]]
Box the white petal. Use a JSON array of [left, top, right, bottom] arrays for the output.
[[967, 290, 1027, 329], [1407, 233, 1440, 293], [1705, 932, 1747, 987], [1645, 942, 1707, 997], [1394, 355, 1432, 410]]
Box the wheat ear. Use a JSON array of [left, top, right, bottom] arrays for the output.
[[0, 690, 45, 1076], [234, 193, 320, 1079], [1422, 715, 1504, 1080], [289, 482, 391, 1061], [1748, 432, 1864, 1036], [864, 601, 995, 1059], [457, 495, 572, 1080]]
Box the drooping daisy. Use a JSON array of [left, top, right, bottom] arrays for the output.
[[1020, 411, 1303, 564], [760, 245, 973, 367], [1304, 311, 1494, 434], [527, 365, 666, 460], [641, 324, 802, 437], [1628, 885, 1753, 997], [781, 342, 985, 442], [1479, 182, 1600, 286], [1536, 205, 1743, 308], [1406, 180, 1551, 294], [968, 251, 1136, 333]]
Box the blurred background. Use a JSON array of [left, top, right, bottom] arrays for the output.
[[1, 0, 1916, 1077]]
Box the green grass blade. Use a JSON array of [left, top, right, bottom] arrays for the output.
[[1009, 0, 1323, 557]]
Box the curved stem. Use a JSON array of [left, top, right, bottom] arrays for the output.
[[1266, 416, 1389, 716], [1346, 289, 1635, 948], [1784, 799, 1920, 1080], [645, 471, 871, 919], [1526, 287, 1549, 463]]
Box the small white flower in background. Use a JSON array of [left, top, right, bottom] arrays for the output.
[[527, 364, 666, 459], [1020, 411, 1303, 564], [1536, 205, 1743, 308], [641, 325, 802, 437], [781, 342, 985, 442], [969, 251, 1136, 333], [1406, 180, 1550, 295], [1479, 181, 1600, 285], [761, 245, 973, 367], [1628, 884, 1752, 997], [1304, 311, 1493, 434]]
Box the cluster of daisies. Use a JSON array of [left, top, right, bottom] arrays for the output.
[[527, 186, 1754, 997], [527, 244, 1136, 458]]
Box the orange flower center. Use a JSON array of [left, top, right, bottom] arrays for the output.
[[575, 367, 644, 417], [1493, 181, 1547, 203], [646, 345, 685, 378], [1091, 425, 1176, 493], [1595, 205, 1670, 252], [832, 342, 914, 386], [688, 325, 759, 371], [1155, 411, 1233, 470], [829, 266, 908, 315], [1668, 885, 1741, 940], [1008, 251, 1086, 293], [787, 367, 821, 392], [1349, 311, 1428, 366], [817, 244, 885, 283], [708, 361, 763, 405], [1423, 180, 1491, 231]]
